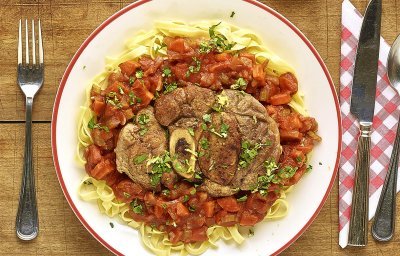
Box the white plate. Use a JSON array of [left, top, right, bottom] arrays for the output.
[[51, 0, 341, 255]]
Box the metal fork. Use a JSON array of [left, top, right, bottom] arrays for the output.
[[15, 19, 44, 241]]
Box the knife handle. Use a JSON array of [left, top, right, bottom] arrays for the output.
[[371, 120, 400, 241], [348, 123, 371, 246]]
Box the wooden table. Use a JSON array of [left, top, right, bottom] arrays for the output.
[[1, 0, 400, 255]]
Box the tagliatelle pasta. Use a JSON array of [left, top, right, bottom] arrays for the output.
[[76, 20, 320, 256]]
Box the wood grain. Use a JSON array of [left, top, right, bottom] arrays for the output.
[[1, 0, 400, 255]]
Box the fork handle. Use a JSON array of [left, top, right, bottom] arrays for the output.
[[16, 97, 39, 240], [348, 123, 371, 246], [371, 120, 400, 241]]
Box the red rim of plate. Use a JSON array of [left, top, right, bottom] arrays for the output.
[[51, 0, 342, 255]]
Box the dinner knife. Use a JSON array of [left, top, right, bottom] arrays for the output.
[[348, 0, 382, 247]]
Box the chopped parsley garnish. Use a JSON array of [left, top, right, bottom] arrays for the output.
[[129, 76, 135, 85], [118, 86, 124, 95], [201, 123, 208, 131], [162, 67, 172, 78], [220, 123, 229, 138], [131, 199, 143, 215], [230, 77, 248, 90], [106, 91, 123, 109], [162, 189, 170, 196], [83, 180, 93, 185], [237, 195, 248, 202], [199, 138, 209, 150], [230, 11, 235, 18], [203, 114, 212, 123], [189, 206, 196, 212], [212, 94, 229, 112], [319, 162, 322, 165], [137, 114, 150, 135], [155, 42, 167, 54], [133, 154, 148, 164], [129, 91, 141, 105], [185, 57, 201, 77], [199, 22, 236, 54], [295, 156, 303, 163], [163, 82, 178, 94], [88, 117, 109, 132], [194, 172, 202, 180], [123, 192, 131, 198], [147, 152, 173, 186], [239, 141, 269, 168], [188, 127, 195, 137], [109, 222, 114, 228], [183, 195, 189, 202], [135, 69, 144, 79], [190, 188, 196, 195], [306, 164, 313, 173]]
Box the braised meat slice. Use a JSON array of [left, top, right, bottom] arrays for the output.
[[114, 106, 167, 190], [154, 84, 216, 126], [198, 112, 241, 185], [222, 90, 281, 190]]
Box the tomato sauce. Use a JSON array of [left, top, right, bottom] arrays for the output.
[[83, 36, 321, 243]]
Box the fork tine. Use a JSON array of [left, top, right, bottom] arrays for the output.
[[18, 20, 22, 65], [32, 20, 36, 65], [25, 19, 29, 65], [38, 20, 43, 65]]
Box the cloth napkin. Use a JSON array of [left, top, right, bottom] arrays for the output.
[[339, 0, 400, 248]]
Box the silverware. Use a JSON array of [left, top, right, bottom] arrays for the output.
[[371, 34, 400, 242], [15, 19, 44, 241], [348, 0, 382, 247]]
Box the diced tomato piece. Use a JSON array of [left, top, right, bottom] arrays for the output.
[[168, 38, 188, 53], [144, 192, 157, 206], [279, 72, 298, 94], [91, 96, 106, 116], [285, 165, 307, 186], [168, 229, 183, 244], [246, 193, 269, 214], [217, 196, 240, 212], [215, 53, 231, 62], [208, 61, 232, 72], [280, 130, 303, 142], [114, 179, 145, 202], [91, 128, 113, 149], [203, 201, 215, 218], [270, 93, 292, 105], [191, 226, 208, 242], [108, 72, 128, 85], [119, 60, 140, 77], [85, 144, 102, 167], [176, 202, 190, 217], [131, 79, 154, 106], [154, 205, 165, 219], [90, 159, 115, 180], [252, 64, 265, 82], [259, 87, 269, 102], [103, 171, 124, 187], [215, 210, 237, 227], [239, 210, 259, 226]]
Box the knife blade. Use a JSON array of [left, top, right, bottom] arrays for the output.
[[348, 0, 382, 247]]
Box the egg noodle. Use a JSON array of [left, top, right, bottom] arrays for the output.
[[76, 21, 307, 256]]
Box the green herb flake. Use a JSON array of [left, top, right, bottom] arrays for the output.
[[129, 76, 135, 85], [194, 172, 202, 179], [155, 42, 167, 54], [87, 117, 109, 132], [201, 123, 208, 131], [220, 123, 229, 138], [83, 180, 93, 185], [109, 222, 114, 228], [118, 86, 125, 95], [189, 206, 196, 212], [230, 11, 235, 18], [123, 192, 131, 198], [237, 195, 247, 202], [133, 154, 148, 164], [295, 156, 303, 163], [203, 114, 212, 123], [131, 199, 143, 215], [183, 195, 189, 202], [164, 82, 178, 94], [162, 67, 172, 78], [239, 141, 266, 168], [190, 188, 196, 195], [135, 69, 144, 79], [162, 189, 170, 196], [188, 127, 195, 137], [138, 114, 150, 125], [319, 162, 322, 166], [185, 57, 201, 77], [106, 91, 123, 109], [306, 164, 313, 173], [200, 138, 209, 150], [230, 77, 248, 90], [147, 152, 173, 187]]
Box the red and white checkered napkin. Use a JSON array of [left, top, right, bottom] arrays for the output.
[[339, 0, 400, 247]]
